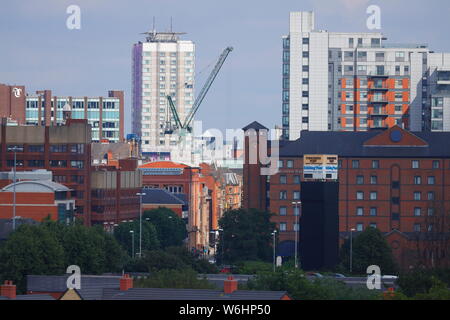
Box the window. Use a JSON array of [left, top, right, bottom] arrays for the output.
[[370, 208, 377, 216], [432, 161, 440, 169], [50, 144, 68, 153], [428, 192, 435, 201], [414, 192, 421, 201], [280, 175, 287, 184], [356, 207, 364, 216], [356, 224, 364, 232], [279, 207, 287, 216], [370, 176, 378, 185], [372, 160, 379, 169], [70, 144, 84, 154], [302, 66, 309, 72], [293, 191, 301, 200], [28, 145, 44, 153], [70, 161, 84, 169], [392, 181, 400, 189], [278, 160, 284, 168], [287, 160, 294, 168], [302, 38, 309, 45], [428, 208, 435, 216], [356, 175, 364, 185], [370, 192, 377, 200], [28, 160, 44, 167], [49, 160, 67, 168], [280, 191, 287, 200], [7, 160, 24, 167], [53, 175, 67, 183], [356, 191, 364, 200], [413, 224, 421, 232], [280, 223, 287, 232], [293, 223, 300, 232], [294, 206, 300, 216], [352, 160, 360, 169], [412, 160, 420, 169], [294, 175, 301, 184], [302, 78, 309, 85], [414, 208, 422, 217], [369, 223, 377, 229], [428, 176, 435, 185], [414, 176, 422, 185]]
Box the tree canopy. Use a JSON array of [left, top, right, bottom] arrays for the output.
[[216, 208, 276, 264], [142, 207, 187, 248]]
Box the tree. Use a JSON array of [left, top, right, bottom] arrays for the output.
[[114, 220, 160, 257], [216, 209, 276, 264], [0, 224, 65, 292], [143, 207, 187, 248], [134, 269, 216, 289], [339, 227, 397, 275], [414, 200, 450, 269]]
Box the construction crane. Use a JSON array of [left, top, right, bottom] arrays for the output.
[[164, 46, 233, 135]]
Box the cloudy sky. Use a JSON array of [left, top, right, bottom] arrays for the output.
[[1, 0, 449, 134]]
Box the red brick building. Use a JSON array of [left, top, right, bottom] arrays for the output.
[[243, 122, 450, 269]]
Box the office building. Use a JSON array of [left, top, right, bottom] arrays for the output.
[[0, 84, 124, 142]]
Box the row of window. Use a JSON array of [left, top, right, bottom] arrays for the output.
[[349, 160, 440, 169], [6, 144, 85, 154], [6, 160, 84, 169], [278, 222, 299, 232], [355, 191, 435, 201], [355, 175, 436, 185], [354, 207, 435, 217]]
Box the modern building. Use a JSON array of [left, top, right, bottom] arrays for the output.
[[0, 118, 92, 224], [243, 121, 450, 269], [132, 30, 195, 156], [0, 170, 75, 224], [0, 84, 124, 142], [282, 11, 450, 140]]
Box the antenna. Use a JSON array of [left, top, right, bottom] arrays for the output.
[[170, 16, 173, 33], [152, 16, 156, 35]]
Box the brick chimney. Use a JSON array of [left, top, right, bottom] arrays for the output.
[[0, 280, 16, 299], [120, 274, 133, 291], [223, 276, 238, 294]]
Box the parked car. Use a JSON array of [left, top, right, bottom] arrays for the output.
[[382, 275, 398, 280], [306, 272, 324, 278], [333, 273, 346, 278]]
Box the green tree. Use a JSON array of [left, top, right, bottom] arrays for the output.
[[217, 209, 276, 264], [114, 220, 160, 257], [143, 207, 187, 248], [134, 269, 216, 289], [339, 227, 397, 275], [0, 224, 65, 292]]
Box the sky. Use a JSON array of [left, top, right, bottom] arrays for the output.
[[1, 0, 450, 135]]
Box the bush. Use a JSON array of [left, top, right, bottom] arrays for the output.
[[134, 269, 216, 289], [235, 261, 273, 274]]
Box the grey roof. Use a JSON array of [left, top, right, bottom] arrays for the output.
[[2, 180, 71, 193], [27, 275, 121, 297], [242, 121, 268, 131], [280, 130, 450, 158], [141, 188, 185, 205], [0, 294, 55, 300], [91, 142, 132, 161], [101, 288, 289, 300]]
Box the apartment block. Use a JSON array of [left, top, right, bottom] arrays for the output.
[[282, 11, 450, 140], [132, 31, 195, 155]]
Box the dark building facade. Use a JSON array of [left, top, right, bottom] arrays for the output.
[[243, 122, 450, 270]]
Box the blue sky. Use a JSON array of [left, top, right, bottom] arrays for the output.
[[1, 0, 450, 135]]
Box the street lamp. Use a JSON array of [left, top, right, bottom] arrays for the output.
[[9, 146, 20, 231], [350, 228, 355, 274], [136, 192, 146, 259], [218, 228, 224, 265], [271, 230, 277, 272], [130, 230, 135, 259], [292, 201, 301, 269]]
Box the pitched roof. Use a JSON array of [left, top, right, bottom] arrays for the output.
[[1, 180, 71, 193], [280, 129, 450, 158], [242, 121, 268, 131], [101, 288, 289, 300], [141, 189, 185, 205], [139, 161, 191, 169]]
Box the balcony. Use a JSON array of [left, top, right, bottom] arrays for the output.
[[368, 97, 389, 104], [368, 84, 389, 91], [368, 71, 389, 78]]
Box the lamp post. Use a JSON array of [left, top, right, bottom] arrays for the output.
[[136, 192, 146, 258], [10, 146, 20, 231], [350, 228, 355, 274], [130, 230, 135, 259], [218, 228, 224, 265], [292, 201, 301, 268], [272, 230, 277, 272]]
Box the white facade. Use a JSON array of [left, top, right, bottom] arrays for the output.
[[283, 11, 450, 140], [132, 32, 195, 161]]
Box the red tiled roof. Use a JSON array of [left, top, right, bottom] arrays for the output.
[[139, 161, 190, 169]]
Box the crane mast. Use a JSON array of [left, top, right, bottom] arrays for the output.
[[165, 46, 233, 134]]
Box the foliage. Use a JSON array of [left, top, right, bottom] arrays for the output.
[[246, 268, 381, 300], [234, 261, 273, 274], [0, 224, 65, 292], [143, 207, 187, 248], [113, 220, 160, 257], [217, 209, 276, 264], [134, 269, 216, 289], [413, 277, 450, 300], [339, 227, 397, 275], [397, 268, 450, 297], [125, 246, 218, 274]]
